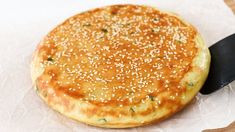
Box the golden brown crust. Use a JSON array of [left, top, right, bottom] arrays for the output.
[[31, 4, 210, 128]]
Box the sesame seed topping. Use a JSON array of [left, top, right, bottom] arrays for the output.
[[38, 5, 197, 106]]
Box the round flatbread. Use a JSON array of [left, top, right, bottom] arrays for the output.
[[31, 4, 210, 128]]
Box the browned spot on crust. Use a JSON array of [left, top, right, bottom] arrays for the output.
[[58, 85, 85, 98]]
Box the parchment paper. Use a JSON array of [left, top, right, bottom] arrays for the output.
[[0, 0, 235, 132]]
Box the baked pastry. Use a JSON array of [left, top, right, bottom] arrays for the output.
[[31, 4, 210, 128]]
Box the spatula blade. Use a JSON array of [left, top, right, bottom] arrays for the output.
[[200, 33, 235, 94]]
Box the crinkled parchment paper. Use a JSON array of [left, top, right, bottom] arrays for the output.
[[0, 0, 235, 132]]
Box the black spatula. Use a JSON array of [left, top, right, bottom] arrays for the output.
[[200, 33, 235, 94]]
